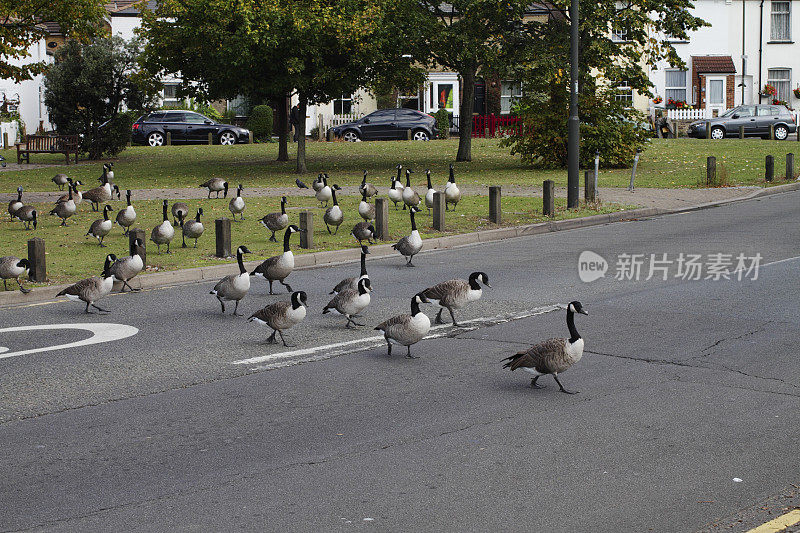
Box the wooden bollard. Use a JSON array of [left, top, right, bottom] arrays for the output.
[[739, 125, 745, 139], [27, 237, 46, 282], [432, 191, 445, 231], [299, 211, 313, 249], [585, 171, 597, 203], [208, 132, 213, 145], [489, 186, 501, 224], [786, 153, 795, 180], [770, 124, 775, 140], [706, 121, 711, 139], [248, 131, 253, 144], [543, 180, 555, 217], [706, 156, 716, 185], [766, 155, 774, 182], [128, 228, 146, 266], [165, 131, 172, 146], [215, 218, 231, 258], [375, 198, 389, 240], [2, 132, 8, 149], [327, 129, 334, 142], [406, 129, 413, 141]]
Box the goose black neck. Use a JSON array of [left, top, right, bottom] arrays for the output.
[[103, 207, 110, 221], [135, 243, 145, 258], [360, 251, 367, 276], [291, 294, 302, 309], [396, 166, 401, 181], [162, 203, 168, 222], [16, 190, 22, 201], [283, 228, 293, 252], [195, 211, 201, 222], [68, 188, 73, 200], [236, 187, 242, 198], [427, 173, 432, 189], [331, 189, 338, 206], [409, 209, 417, 231], [126, 192, 131, 206], [237, 249, 246, 274], [358, 282, 368, 295], [281, 198, 286, 215], [361, 172, 367, 185], [469, 273, 481, 290], [567, 309, 581, 343], [405, 173, 411, 187], [410, 298, 421, 315], [390, 180, 396, 190]]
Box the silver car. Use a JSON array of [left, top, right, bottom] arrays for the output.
[[687, 104, 797, 140]]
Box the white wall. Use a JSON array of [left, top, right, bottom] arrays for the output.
[[0, 39, 52, 134]]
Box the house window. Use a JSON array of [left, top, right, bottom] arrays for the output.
[[664, 69, 687, 103], [612, 1, 631, 42], [399, 89, 421, 110], [767, 68, 791, 101], [333, 94, 352, 115], [771, 1, 791, 41], [500, 81, 522, 114], [162, 83, 180, 100], [615, 81, 633, 106]]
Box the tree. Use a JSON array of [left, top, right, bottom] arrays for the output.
[[0, 0, 106, 82], [44, 36, 159, 159]]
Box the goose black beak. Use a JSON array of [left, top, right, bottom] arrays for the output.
[[579, 309, 588, 315], [484, 282, 492, 288]]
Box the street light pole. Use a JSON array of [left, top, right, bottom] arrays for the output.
[[567, 0, 580, 208]]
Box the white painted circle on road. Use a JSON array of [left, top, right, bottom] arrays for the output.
[[0, 323, 139, 360]]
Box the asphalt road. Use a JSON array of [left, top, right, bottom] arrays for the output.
[[1, 191, 798, 532]]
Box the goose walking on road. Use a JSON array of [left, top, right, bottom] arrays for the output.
[[116, 189, 137, 235], [423, 272, 491, 326], [250, 225, 304, 294], [8, 187, 22, 220], [329, 245, 370, 294], [502, 301, 588, 394], [57, 254, 117, 313], [52, 173, 69, 191], [182, 208, 205, 248], [324, 278, 372, 328], [392, 207, 422, 266], [260, 196, 289, 242], [248, 291, 308, 347], [375, 292, 431, 358], [424, 170, 436, 213], [171, 202, 188, 226], [351, 222, 375, 245], [151, 200, 175, 254], [109, 238, 145, 292], [86, 205, 114, 246], [444, 163, 461, 211], [0, 257, 31, 293], [402, 168, 421, 210], [200, 178, 228, 199], [229, 184, 246, 221], [323, 186, 344, 234], [210, 245, 252, 315], [359, 170, 378, 198], [49, 187, 75, 226]]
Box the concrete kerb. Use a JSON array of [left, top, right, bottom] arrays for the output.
[[2, 182, 797, 308]]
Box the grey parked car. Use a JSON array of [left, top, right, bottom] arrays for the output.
[[687, 104, 797, 140]]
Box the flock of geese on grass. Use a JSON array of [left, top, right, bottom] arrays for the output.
[[2, 163, 589, 393]]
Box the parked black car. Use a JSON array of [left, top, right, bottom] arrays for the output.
[[687, 104, 797, 140], [132, 111, 251, 146], [328, 109, 438, 142]]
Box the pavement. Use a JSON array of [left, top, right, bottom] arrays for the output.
[[0, 190, 798, 531]]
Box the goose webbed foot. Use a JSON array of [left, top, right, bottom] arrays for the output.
[[232, 301, 243, 316], [553, 375, 578, 394], [91, 303, 109, 313], [434, 309, 444, 324], [269, 233, 277, 242], [19, 286, 30, 294], [530, 376, 546, 389], [405, 347, 418, 359], [277, 331, 294, 347]]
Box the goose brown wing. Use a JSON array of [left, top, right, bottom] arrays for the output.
[[376, 313, 412, 333], [252, 255, 280, 274], [249, 301, 291, 327], [422, 279, 465, 302], [504, 338, 566, 372], [57, 277, 97, 298], [88, 219, 103, 235]]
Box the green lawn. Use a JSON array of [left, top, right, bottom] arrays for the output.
[[1, 195, 633, 285], [2, 137, 798, 193]]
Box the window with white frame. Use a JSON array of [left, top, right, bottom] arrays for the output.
[[771, 1, 791, 41], [500, 81, 522, 114], [612, 1, 632, 42], [333, 94, 353, 115], [665, 69, 687, 103], [767, 68, 791, 101], [615, 81, 633, 106], [162, 83, 180, 101]]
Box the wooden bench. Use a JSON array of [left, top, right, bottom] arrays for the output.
[[16, 135, 80, 164]]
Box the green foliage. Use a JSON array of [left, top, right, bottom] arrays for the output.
[[100, 110, 137, 157], [161, 100, 222, 121], [435, 109, 451, 140], [246, 105, 275, 140]]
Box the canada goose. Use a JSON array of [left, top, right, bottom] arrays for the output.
[[444, 163, 461, 211], [57, 254, 117, 313], [83, 176, 119, 211], [324, 277, 372, 328], [182, 208, 205, 248], [150, 199, 175, 253], [86, 205, 114, 246], [402, 168, 421, 209], [8, 187, 22, 220], [502, 301, 588, 394], [56, 180, 83, 206], [98, 163, 114, 185], [323, 186, 344, 234], [250, 225, 304, 294], [171, 202, 189, 225], [116, 189, 136, 235], [423, 271, 491, 326], [424, 170, 436, 212], [392, 207, 422, 266], [229, 184, 246, 221], [375, 292, 431, 358], [359, 170, 378, 197], [393, 164, 405, 191], [387, 175, 403, 209], [49, 186, 75, 226], [296, 178, 308, 189], [52, 173, 69, 191], [311, 174, 324, 193], [248, 291, 308, 346], [358, 190, 375, 221], [0, 257, 31, 293], [315, 175, 332, 207], [260, 196, 289, 242], [109, 238, 144, 292], [200, 178, 228, 199], [16, 206, 37, 229], [329, 245, 370, 294], [351, 222, 375, 245], [210, 245, 252, 315]]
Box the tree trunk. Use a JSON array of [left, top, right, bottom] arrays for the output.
[[456, 65, 476, 162], [295, 95, 307, 173], [276, 96, 289, 162]]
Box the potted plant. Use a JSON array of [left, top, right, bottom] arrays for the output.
[[793, 87, 800, 99], [762, 84, 777, 98], [652, 96, 663, 104]]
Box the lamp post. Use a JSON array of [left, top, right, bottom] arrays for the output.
[[567, 0, 580, 208]]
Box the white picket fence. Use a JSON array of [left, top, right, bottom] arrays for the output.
[[665, 108, 715, 120], [323, 113, 364, 127]]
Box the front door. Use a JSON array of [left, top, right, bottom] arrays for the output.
[[706, 76, 727, 117]]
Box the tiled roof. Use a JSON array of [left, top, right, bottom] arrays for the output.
[[105, 0, 156, 14], [692, 55, 736, 74]]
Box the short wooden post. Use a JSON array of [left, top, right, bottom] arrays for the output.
[[706, 156, 716, 185], [208, 132, 213, 145], [2, 132, 8, 149], [706, 121, 711, 140], [787, 153, 795, 180], [327, 129, 334, 142], [27, 237, 46, 282], [165, 131, 172, 146], [770, 124, 775, 140], [765, 155, 774, 182], [299, 211, 313, 249], [375, 198, 389, 240], [489, 186, 501, 224], [406, 129, 413, 141], [484, 127, 490, 138], [432, 192, 445, 230], [543, 180, 555, 217], [128, 228, 146, 266], [739, 125, 745, 139], [585, 171, 596, 203], [215, 218, 231, 258]]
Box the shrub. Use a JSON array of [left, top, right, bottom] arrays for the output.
[[434, 109, 450, 139], [99, 110, 137, 157], [247, 105, 274, 140]]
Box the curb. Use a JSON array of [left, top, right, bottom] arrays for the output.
[[2, 183, 797, 308]]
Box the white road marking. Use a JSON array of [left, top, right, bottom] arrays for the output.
[[0, 323, 139, 360], [232, 304, 565, 368], [762, 255, 800, 267]]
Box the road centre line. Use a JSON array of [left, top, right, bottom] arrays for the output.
[[746, 509, 800, 533]]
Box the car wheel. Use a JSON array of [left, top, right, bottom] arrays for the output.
[[342, 130, 361, 142], [710, 126, 725, 140], [412, 129, 430, 141], [774, 125, 789, 140], [147, 132, 165, 147], [219, 131, 237, 145]]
